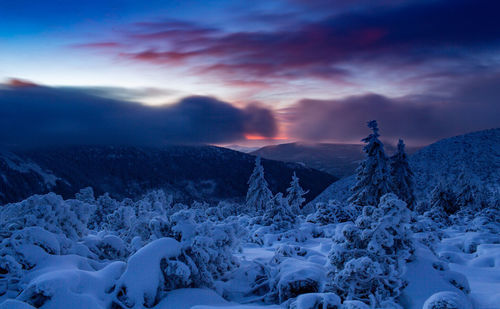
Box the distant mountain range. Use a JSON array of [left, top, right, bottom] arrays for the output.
[[310, 128, 500, 207], [252, 142, 420, 178], [0, 145, 336, 205]]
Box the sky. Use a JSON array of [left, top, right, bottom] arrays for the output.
[[1, 0, 499, 149]]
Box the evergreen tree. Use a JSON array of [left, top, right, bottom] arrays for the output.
[[430, 182, 458, 215], [390, 139, 415, 208], [455, 171, 480, 210], [262, 193, 296, 230], [327, 194, 413, 306], [286, 172, 309, 214], [246, 156, 272, 213], [349, 120, 391, 206]]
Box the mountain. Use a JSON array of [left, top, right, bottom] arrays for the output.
[[310, 128, 500, 207], [0, 145, 336, 205], [252, 142, 420, 178]]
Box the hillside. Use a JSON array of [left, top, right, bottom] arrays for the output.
[[252, 142, 420, 178], [311, 128, 500, 207], [0, 145, 336, 205]]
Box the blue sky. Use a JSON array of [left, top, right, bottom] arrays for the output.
[[1, 0, 499, 147]]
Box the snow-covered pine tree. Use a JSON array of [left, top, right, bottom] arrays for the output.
[[455, 171, 480, 210], [430, 182, 458, 215], [327, 194, 413, 307], [246, 156, 273, 213], [348, 120, 391, 206], [286, 172, 309, 215], [390, 139, 415, 208], [262, 193, 296, 230]]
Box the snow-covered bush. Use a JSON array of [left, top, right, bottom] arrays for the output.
[[306, 200, 354, 225], [111, 238, 188, 308], [167, 208, 244, 288], [289, 292, 341, 309], [82, 233, 129, 261], [327, 194, 413, 307], [182, 220, 242, 287], [1, 193, 93, 239], [423, 291, 472, 309]]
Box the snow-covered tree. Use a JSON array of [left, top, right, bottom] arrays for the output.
[[306, 200, 354, 225], [327, 194, 413, 306], [262, 193, 297, 231], [246, 156, 273, 213], [390, 139, 415, 208], [430, 182, 458, 215], [349, 120, 391, 206], [286, 172, 309, 214], [455, 171, 480, 210]]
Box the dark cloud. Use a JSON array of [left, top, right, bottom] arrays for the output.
[[0, 84, 277, 149], [78, 0, 500, 83], [285, 73, 500, 144]]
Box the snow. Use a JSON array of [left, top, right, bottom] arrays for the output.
[[0, 128, 499, 309], [311, 128, 500, 207], [0, 151, 59, 187], [156, 289, 230, 309]]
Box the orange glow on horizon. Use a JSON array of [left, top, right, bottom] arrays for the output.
[[244, 134, 288, 141]]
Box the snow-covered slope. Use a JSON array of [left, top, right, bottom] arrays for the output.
[[311, 128, 500, 206], [0, 151, 64, 203]]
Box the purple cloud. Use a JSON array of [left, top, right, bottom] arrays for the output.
[[78, 0, 500, 85], [284, 72, 500, 144]]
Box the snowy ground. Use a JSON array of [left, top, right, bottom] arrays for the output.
[[1, 191, 499, 309]]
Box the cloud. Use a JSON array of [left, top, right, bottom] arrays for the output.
[[285, 72, 500, 144], [78, 0, 500, 85], [0, 83, 277, 149]]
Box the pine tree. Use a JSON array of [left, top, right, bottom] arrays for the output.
[[327, 194, 413, 306], [262, 193, 296, 230], [286, 172, 309, 215], [349, 120, 391, 206], [390, 139, 415, 208], [246, 156, 272, 213], [429, 182, 457, 215], [455, 171, 480, 210]]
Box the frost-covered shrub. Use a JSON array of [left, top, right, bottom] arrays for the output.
[[0, 226, 79, 297], [289, 292, 341, 309], [423, 291, 472, 309], [0, 194, 95, 297], [466, 207, 500, 233], [1, 193, 93, 240], [88, 193, 119, 230], [270, 259, 325, 304], [183, 220, 242, 287], [306, 200, 353, 225], [166, 209, 244, 288], [327, 194, 413, 306], [82, 234, 129, 261], [423, 206, 451, 228], [111, 238, 188, 308]]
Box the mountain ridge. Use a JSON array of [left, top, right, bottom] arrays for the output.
[[0, 145, 336, 205]]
